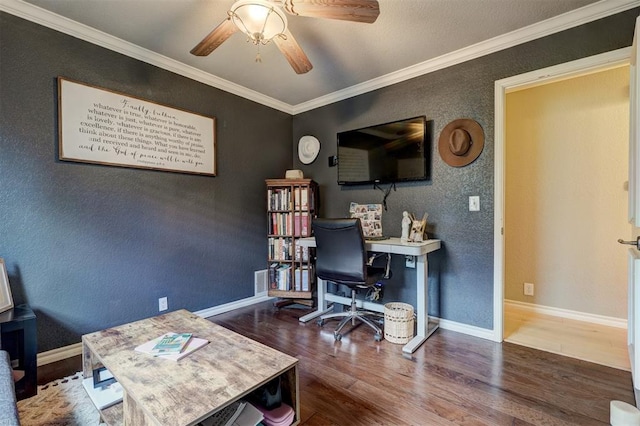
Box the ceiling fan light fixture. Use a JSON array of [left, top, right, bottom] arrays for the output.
[[229, 0, 288, 45]]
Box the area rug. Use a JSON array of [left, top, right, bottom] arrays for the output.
[[16, 372, 103, 426]]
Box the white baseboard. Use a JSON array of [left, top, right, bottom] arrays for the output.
[[38, 294, 504, 365], [505, 299, 627, 329], [438, 318, 496, 341], [37, 342, 83, 367], [193, 294, 273, 319], [37, 293, 274, 366]]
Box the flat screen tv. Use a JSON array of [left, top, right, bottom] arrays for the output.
[[337, 116, 429, 185]]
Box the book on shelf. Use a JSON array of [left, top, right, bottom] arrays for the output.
[[200, 400, 263, 426], [294, 245, 309, 262], [269, 263, 279, 289], [233, 401, 263, 426], [294, 187, 309, 210], [135, 333, 209, 361], [293, 212, 309, 237], [277, 264, 292, 291], [268, 262, 293, 290], [268, 238, 292, 261], [199, 400, 246, 426], [295, 267, 310, 292], [268, 187, 292, 211], [270, 212, 293, 236]]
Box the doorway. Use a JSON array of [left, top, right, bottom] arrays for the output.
[[493, 48, 632, 368]]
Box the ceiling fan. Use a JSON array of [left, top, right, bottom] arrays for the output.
[[190, 0, 380, 74]]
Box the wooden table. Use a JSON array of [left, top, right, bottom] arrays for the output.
[[82, 310, 299, 426]]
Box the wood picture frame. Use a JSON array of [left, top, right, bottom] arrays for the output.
[[0, 259, 14, 314], [57, 77, 217, 176], [409, 213, 428, 242], [349, 202, 383, 238]]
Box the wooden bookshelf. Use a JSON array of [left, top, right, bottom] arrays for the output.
[[266, 179, 318, 307]]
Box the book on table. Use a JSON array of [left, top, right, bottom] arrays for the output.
[[151, 332, 193, 354], [135, 332, 209, 361]]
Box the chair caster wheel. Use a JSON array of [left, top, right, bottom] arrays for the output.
[[334, 333, 342, 341], [317, 319, 324, 327], [374, 333, 383, 342]]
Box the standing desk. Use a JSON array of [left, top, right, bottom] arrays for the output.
[[297, 237, 441, 354]]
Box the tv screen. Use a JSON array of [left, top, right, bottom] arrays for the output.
[[337, 116, 429, 185]]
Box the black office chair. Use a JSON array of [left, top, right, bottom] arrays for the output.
[[312, 218, 390, 341]]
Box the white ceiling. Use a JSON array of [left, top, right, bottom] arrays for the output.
[[4, 0, 639, 113]]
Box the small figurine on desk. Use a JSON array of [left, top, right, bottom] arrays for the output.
[[401, 211, 412, 243], [409, 213, 428, 242]]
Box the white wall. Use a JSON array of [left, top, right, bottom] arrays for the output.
[[505, 65, 630, 318]]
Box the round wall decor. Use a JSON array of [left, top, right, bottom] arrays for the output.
[[298, 135, 320, 164]]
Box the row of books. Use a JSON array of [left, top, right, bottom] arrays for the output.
[[268, 238, 309, 262], [294, 267, 311, 292], [267, 187, 314, 211], [269, 212, 310, 236], [269, 264, 312, 291]]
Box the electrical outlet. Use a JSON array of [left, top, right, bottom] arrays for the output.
[[405, 255, 416, 268], [524, 283, 534, 296], [469, 196, 480, 211], [159, 297, 168, 311]]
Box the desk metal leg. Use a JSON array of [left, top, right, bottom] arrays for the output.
[[299, 277, 333, 323], [403, 254, 438, 353], [302, 253, 438, 351]]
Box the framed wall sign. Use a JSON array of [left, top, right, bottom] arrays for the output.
[[0, 259, 14, 315], [57, 77, 216, 176]]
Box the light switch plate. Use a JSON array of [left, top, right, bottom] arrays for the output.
[[469, 196, 480, 211]]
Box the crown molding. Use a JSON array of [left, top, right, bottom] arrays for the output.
[[0, 0, 294, 114], [2, 0, 639, 116], [291, 0, 640, 114]]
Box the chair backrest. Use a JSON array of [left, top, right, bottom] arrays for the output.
[[312, 218, 368, 285]]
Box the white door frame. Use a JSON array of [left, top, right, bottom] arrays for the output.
[[492, 48, 632, 342]]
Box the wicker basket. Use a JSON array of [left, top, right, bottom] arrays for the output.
[[384, 302, 415, 344]]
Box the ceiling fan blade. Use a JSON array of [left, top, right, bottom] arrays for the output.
[[273, 29, 313, 74], [190, 18, 238, 56], [283, 0, 380, 24]]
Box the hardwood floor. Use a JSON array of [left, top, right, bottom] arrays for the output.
[[38, 302, 635, 425], [37, 354, 82, 386], [213, 302, 633, 425], [504, 303, 630, 372]]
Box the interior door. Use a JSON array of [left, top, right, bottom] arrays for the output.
[[623, 15, 640, 403]]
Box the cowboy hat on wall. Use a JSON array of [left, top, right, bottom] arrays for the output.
[[438, 118, 484, 167]]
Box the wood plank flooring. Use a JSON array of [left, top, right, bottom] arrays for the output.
[[504, 303, 630, 371], [210, 301, 634, 425], [38, 301, 635, 425]]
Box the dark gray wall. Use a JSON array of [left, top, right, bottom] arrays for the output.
[[292, 9, 640, 329], [0, 13, 292, 352], [2, 9, 638, 352]]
